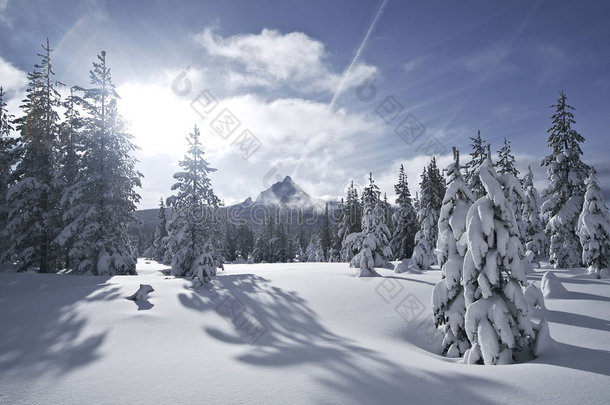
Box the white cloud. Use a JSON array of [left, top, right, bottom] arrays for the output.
[[0, 55, 27, 93], [118, 77, 380, 208], [193, 27, 376, 95]]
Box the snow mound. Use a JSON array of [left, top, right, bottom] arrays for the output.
[[524, 283, 546, 311], [394, 258, 422, 274], [533, 318, 553, 357], [541, 272, 568, 298]]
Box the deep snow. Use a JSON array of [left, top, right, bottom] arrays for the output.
[[0, 260, 608, 404]]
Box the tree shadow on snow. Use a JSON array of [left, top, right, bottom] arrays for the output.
[[546, 310, 610, 332], [179, 273, 508, 404], [534, 341, 610, 376], [382, 274, 437, 286], [0, 274, 111, 379]]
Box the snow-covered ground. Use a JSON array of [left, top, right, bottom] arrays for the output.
[[0, 260, 608, 404]]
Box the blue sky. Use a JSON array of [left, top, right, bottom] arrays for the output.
[[1, 0, 609, 208]]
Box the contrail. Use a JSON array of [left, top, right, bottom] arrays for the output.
[[329, 0, 389, 109], [292, 0, 389, 180]]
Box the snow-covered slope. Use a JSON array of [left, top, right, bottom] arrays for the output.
[[0, 261, 608, 404]]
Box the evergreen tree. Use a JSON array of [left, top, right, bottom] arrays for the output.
[[252, 223, 270, 263], [432, 148, 474, 357], [6, 39, 62, 272], [462, 148, 536, 365], [496, 138, 526, 242], [339, 181, 363, 262], [390, 164, 417, 260], [495, 138, 519, 177], [465, 130, 488, 199], [413, 191, 420, 213], [165, 125, 221, 281], [296, 207, 306, 253], [56, 86, 83, 269], [305, 234, 325, 262], [236, 223, 254, 260], [319, 202, 332, 260], [0, 86, 17, 257], [541, 91, 589, 268], [357, 173, 392, 275], [577, 168, 610, 278], [522, 166, 546, 262], [411, 158, 445, 269], [150, 197, 169, 262], [58, 51, 142, 275]]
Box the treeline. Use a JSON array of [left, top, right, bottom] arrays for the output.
[[144, 91, 609, 281], [0, 39, 141, 274]]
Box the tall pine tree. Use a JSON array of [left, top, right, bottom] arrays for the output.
[[0, 86, 17, 258], [541, 91, 589, 268], [411, 158, 445, 270], [6, 39, 62, 272], [150, 197, 169, 262], [390, 164, 416, 260], [165, 125, 221, 281], [58, 50, 142, 275]]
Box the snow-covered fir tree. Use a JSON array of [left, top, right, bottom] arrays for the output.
[[541, 91, 589, 268], [521, 166, 546, 262], [252, 219, 271, 263], [305, 234, 325, 262], [165, 125, 222, 281], [432, 147, 475, 357], [462, 148, 536, 365], [464, 130, 488, 199], [56, 86, 83, 269], [237, 223, 254, 261], [391, 164, 417, 260], [57, 51, 142, 275], [149, 197, 169, 262], [357, 173, 392, 275], [6, 39, 62, 272], [382, 193, 392, 235], [339, 181, 363, 262], [496, 138, 526, 242], [411, 158, 445, 270], [495, 138, 519, 177], [577, 168, 610, 278], [0, 86, 17, 257]]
